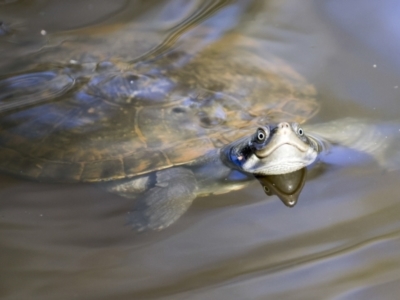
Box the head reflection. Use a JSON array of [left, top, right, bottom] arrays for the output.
[[255, 167, 307, 207]]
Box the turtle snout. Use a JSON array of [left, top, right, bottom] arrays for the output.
[[278, 122, 290, 128], [277, 122, 291, 134]]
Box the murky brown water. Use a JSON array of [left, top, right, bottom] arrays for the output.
[[1, 1, 400, 299]]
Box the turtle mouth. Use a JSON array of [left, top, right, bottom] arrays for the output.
[[255, 142, 308, 158]]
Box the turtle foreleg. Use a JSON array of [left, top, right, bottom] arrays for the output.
[[127, 167, 198, 231]]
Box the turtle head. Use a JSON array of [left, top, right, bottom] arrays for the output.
[[222, 122, 319, 175]]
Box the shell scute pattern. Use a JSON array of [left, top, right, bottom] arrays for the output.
[[0, 33, 318, 182]]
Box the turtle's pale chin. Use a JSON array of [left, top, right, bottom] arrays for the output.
[[243, 143, 317, 175]]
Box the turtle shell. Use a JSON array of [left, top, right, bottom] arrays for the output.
[[0, 33, 318, 182]]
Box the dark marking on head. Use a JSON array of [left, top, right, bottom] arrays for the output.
[[126, 74, 140, 82], [172, 107, 187, 114]]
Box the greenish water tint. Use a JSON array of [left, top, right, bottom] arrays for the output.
[[1, 1, 400, 299]]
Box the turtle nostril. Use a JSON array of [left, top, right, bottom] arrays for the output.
[[279, 122, 290, 129]]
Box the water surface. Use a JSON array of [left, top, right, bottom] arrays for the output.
[[1, 1, 400, 299]]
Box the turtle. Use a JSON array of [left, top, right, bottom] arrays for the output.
[[1, 27, 393, 231], [0, 28, 325, 230]]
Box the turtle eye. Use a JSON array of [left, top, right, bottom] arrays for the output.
[[257, 128, 267, 142], [297, 127, 304, 136]]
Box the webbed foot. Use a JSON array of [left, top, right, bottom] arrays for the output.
[[128, 168, 197, 231]]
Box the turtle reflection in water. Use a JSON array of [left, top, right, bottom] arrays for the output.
[[0, 33, 393, 231], [256, 167, 307, 208]]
